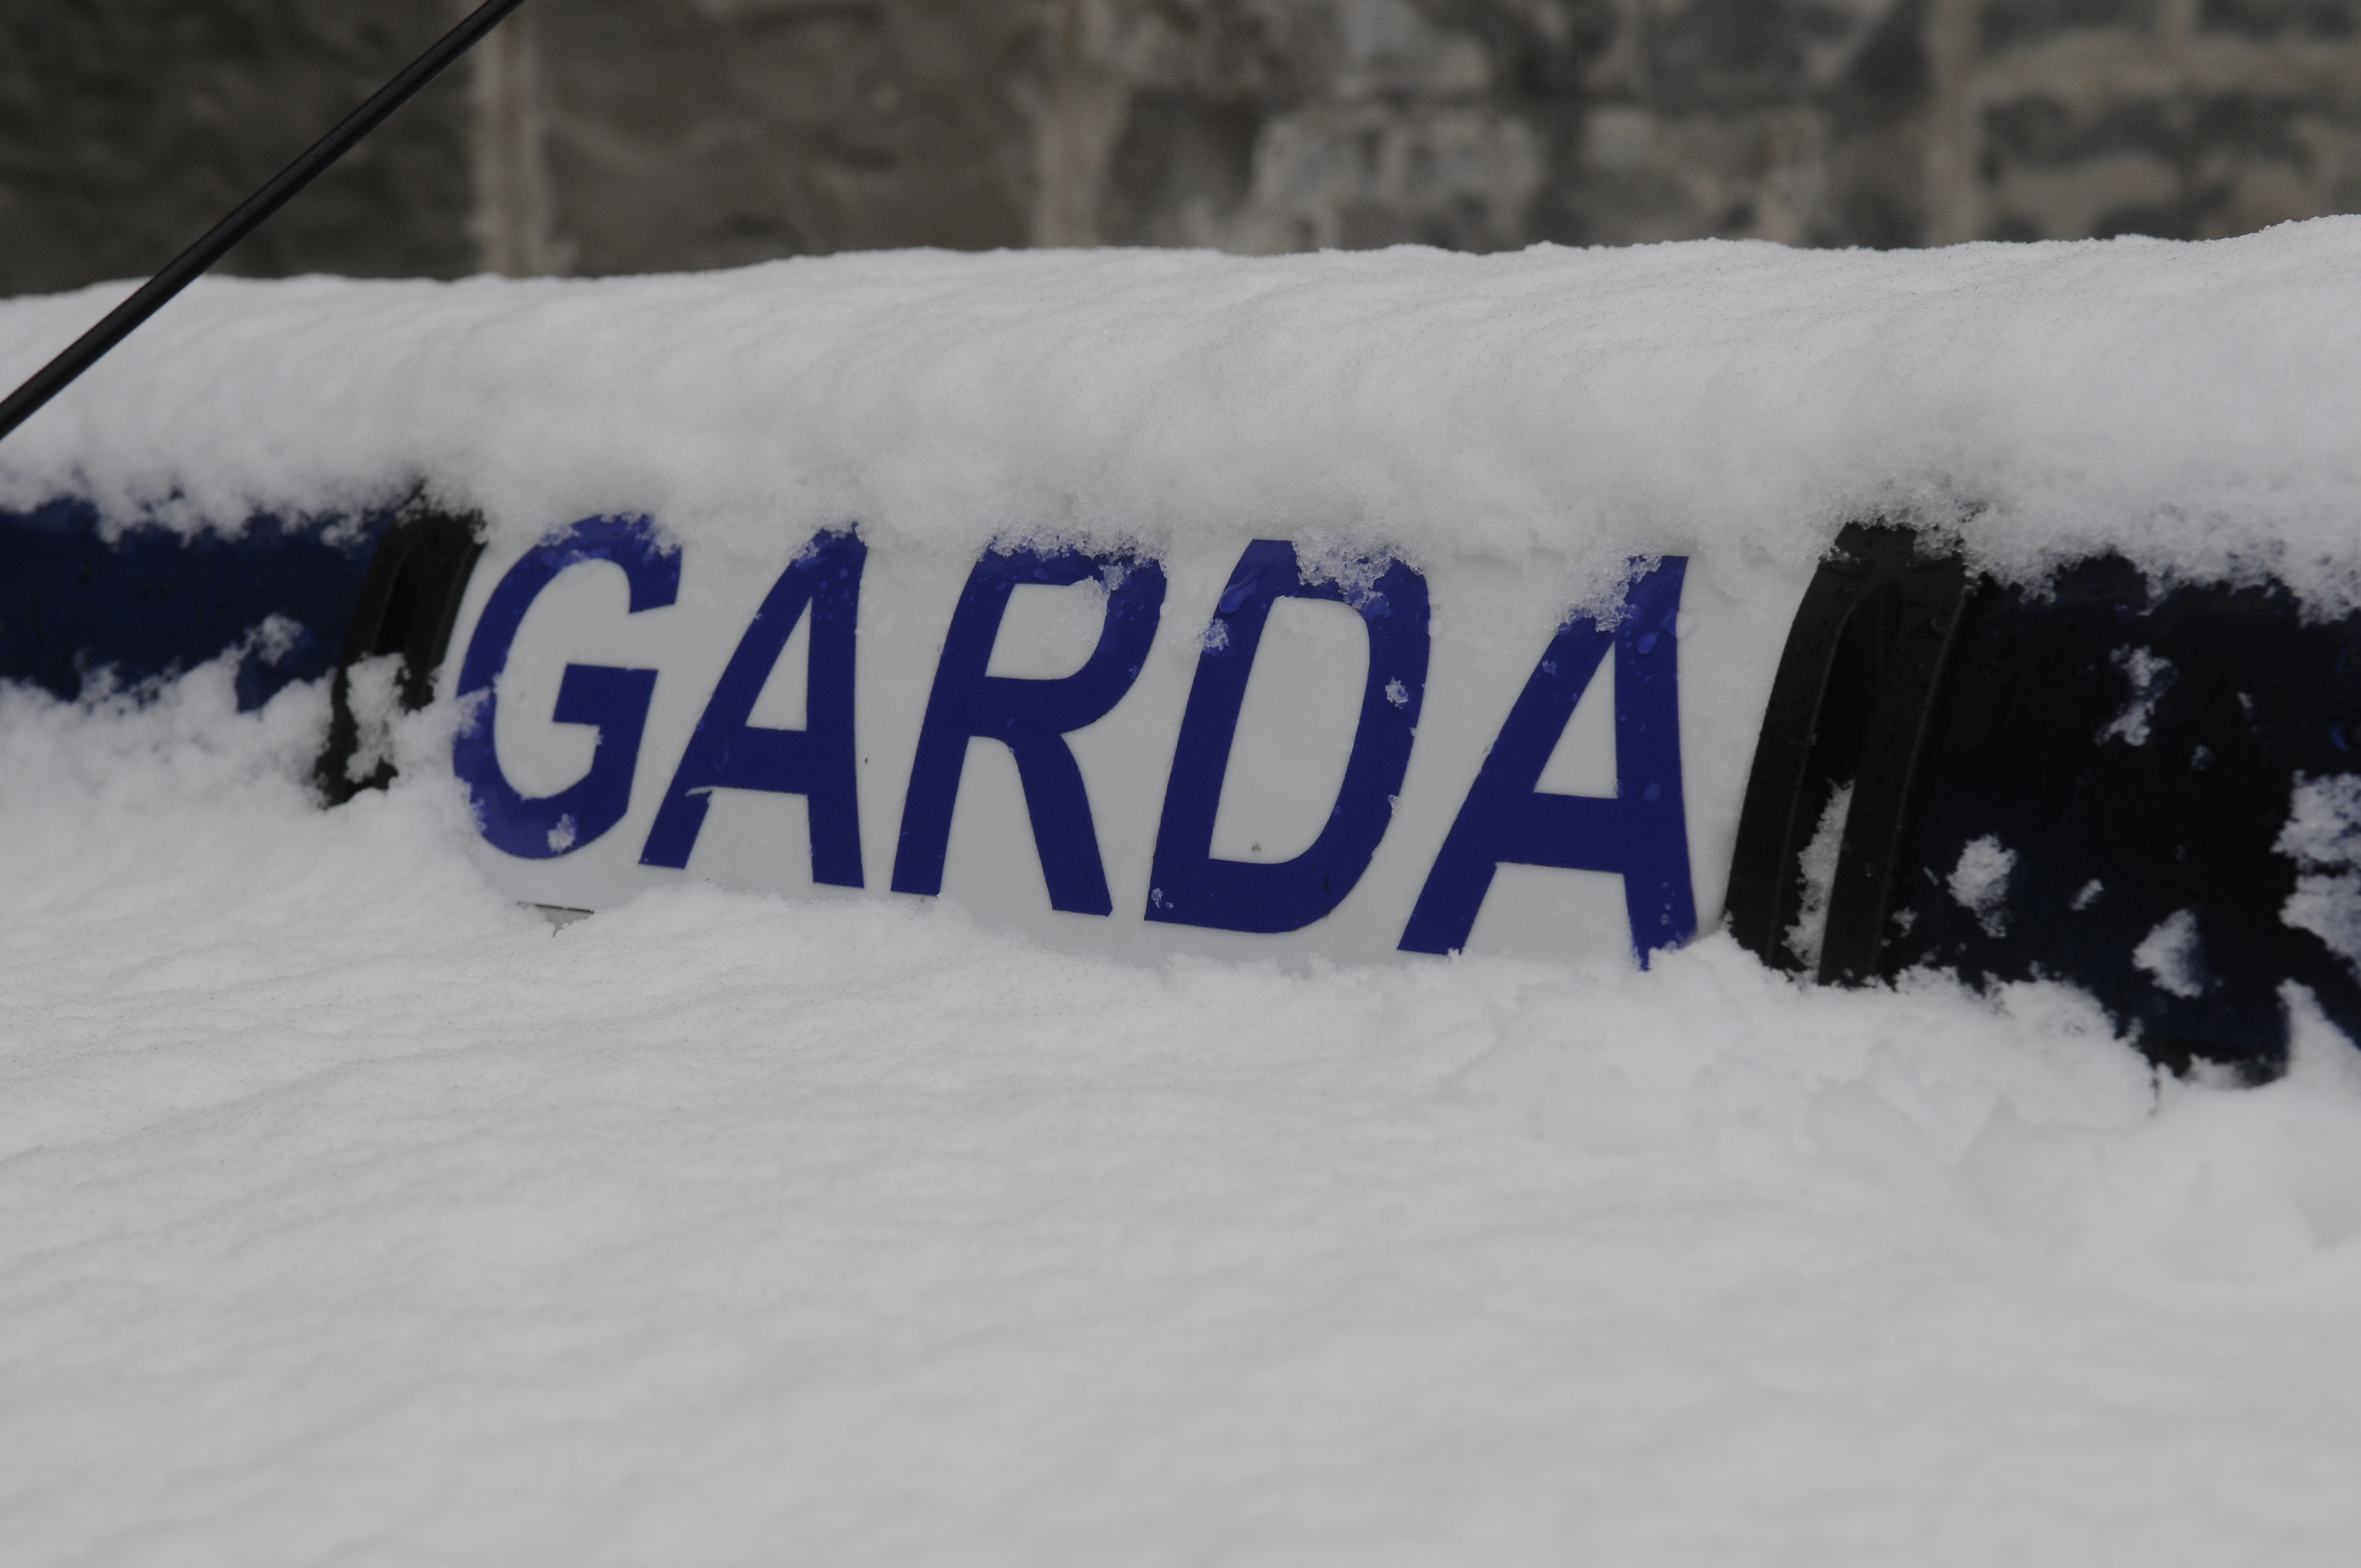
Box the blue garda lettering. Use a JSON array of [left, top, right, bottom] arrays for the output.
[[639, 530, 867, 884], [1399, 557, 1695, 962], [453, 516, 678, 860], [893, 547, 1167, 916], [1147, 540, 1430, 934]]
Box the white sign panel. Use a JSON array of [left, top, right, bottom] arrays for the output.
[[442, 519, 1809, 965]]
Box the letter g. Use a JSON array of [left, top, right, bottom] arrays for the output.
[[451, 516, 679, 859]]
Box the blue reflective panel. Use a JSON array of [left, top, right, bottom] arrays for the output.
[[0, 497, 381, 710]]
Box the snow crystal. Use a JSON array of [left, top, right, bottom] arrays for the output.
[[1785, 780, 1852, 968], [1949, 833, 2016, 938], [247, 611, 304, 669], [338, 650, 404, 786], [2097, 646, 2175, 747], [2134, 907, 2212, 999], [2278, 773, 2361, 971]]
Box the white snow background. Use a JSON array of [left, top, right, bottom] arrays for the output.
[[7, 227, 2361, 1561]]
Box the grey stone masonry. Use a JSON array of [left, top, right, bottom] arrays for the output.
[[0, 1, 476, 296], [7, 0, 2361, 295], [1928, 0, 2361, 242]]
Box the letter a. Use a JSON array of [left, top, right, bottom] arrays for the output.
[[1400, 558, 1695, 962]]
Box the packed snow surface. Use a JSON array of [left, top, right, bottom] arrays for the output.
[[9, 654, 2361, 1562], [8, 222, 2361, 610]]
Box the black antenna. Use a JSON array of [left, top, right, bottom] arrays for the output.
[[0, 0, 534, 447]]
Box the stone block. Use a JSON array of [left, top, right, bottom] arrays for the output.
[[2199, 0, 2361, 40], [532, 0, 1046, 272], [1980, 88, 2361, 238], [1976, 0, 2155, 58], [0, 0, 474, 298]]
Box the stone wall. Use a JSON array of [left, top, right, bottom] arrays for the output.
[[1927, 0, 2361, 243], [6, 0, 2361, 297], [0, 1, 476, 296]]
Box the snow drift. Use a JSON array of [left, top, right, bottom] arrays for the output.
[[7, 650, 2361, 1562]]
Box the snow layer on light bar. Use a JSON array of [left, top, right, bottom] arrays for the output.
[[5, 222, 2361, 613]]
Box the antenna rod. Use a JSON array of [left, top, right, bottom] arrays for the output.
[[0, 0, 534, 447]]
